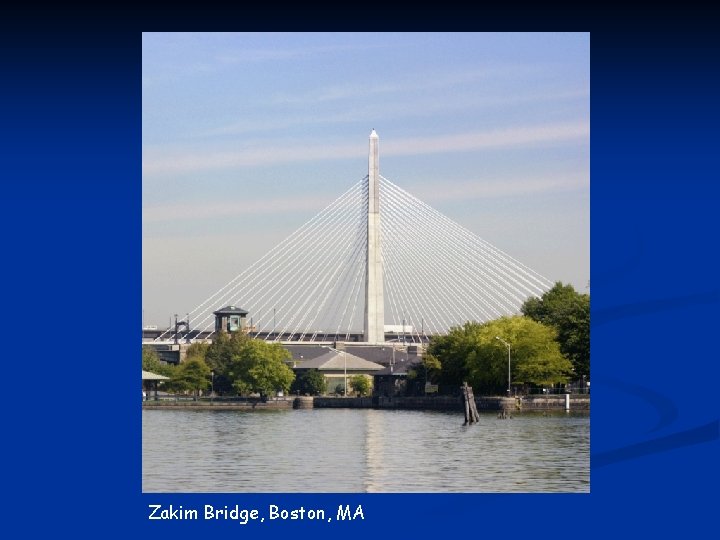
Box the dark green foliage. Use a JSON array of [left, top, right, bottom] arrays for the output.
[[406, 353, 442, 395], [522, 282, 590, 378], [203, 331, 295, 397], [349, 375, 371, 397], [185, 341, 209, 361], [203, 331, 240, 394], [428, 329, 470, 389], [291, 369, 327, 396], [142, 346, 175, 378], [173, 357, 211, 397]]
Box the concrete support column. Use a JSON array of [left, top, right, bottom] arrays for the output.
[[364, 129, 385, 343]]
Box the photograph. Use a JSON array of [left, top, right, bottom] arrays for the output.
[[142, 32, 590, 493]]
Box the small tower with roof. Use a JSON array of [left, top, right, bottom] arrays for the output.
[[213, 305, 249, 334]]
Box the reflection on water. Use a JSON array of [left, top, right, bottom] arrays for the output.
[[143, 408, 589, 493]]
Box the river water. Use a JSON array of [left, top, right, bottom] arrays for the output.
[[143, 408, 589, 493]]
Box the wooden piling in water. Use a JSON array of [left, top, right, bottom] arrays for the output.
[[462, 382, 480, 424]]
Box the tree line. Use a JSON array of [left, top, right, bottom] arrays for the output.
[[143, 282, 588, 398], [142, 331, 373, 398], [413, 282, 589, 395], [142, 331, 295, 398]]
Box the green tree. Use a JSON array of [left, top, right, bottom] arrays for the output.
[[349, 375, 371, 397], [185, 341, 209, 361], [142, 346, 176, 378], [204, 331, 248, 394], [173, 357, 211, 398], [291, 369, 327, 396], [142, 346, 162, 371], [428, 323, 482, 388], [422, 353, 442, 382], [522, 282, 590, 378], [429, 317, 573, 394], [470, 317, 572, 392], [406, 353, 442, 395], [246, 353, 295, 397], [223, 337, 295, 397]]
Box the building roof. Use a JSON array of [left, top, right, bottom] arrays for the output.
[[142, 370, 170, 380], [284, 344, 333, 361], [295, 348, 384, 372], [343, 345, 403, 365], [281, 343, 420, 366], [213, 305, 249, 316]]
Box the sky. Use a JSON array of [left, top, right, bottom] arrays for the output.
[[142, 32, 589, 329]]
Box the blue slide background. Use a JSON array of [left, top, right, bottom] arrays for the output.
[[2, 13, 717, 539]]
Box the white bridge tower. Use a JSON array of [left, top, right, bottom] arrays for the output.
[[364, 129, 385, 343]]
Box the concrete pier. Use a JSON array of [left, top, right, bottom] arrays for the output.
[[293, 396, 314, 409]]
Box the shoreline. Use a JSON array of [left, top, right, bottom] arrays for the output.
[[142, 394, 590, 412]]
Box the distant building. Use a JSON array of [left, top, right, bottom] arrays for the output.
[[292, 347, 384, 394], [213, 305, 249, 334]]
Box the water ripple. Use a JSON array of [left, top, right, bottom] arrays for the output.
[[143, 409, 589, 493]]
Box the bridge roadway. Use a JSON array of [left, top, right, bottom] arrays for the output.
[[142, 328, 429, 344], [142, 329, 427, 366]]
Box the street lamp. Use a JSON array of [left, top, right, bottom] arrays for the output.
[[495, 336, 511, 396], [343, 350, 347, 397], [211, 370, 214, 403]]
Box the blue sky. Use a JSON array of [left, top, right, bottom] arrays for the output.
[[142, 32, 589, 328]]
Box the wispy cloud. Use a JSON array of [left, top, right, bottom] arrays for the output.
[[144, 172, 587, 228], [193, 111, 360, 138], [203, 43, 379, 69], [406, 173, 588, 203], [143, 193, 335, 224], [384, 122, 589, 156], [143, 141, 361, 176], [144, 121, 589, 176], [142, 40, 383, 84], [193, 88, 588, 139], [268, 64, 547, 105]]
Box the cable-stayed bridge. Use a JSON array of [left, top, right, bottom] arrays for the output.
[[154, 130, 553, 345]]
